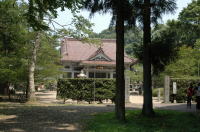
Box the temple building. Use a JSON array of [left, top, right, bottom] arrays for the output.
[[60, 38, 136, 78]]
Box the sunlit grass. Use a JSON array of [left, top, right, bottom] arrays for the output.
[[85, 110, 200, 132]]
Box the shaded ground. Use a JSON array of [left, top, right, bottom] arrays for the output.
[[0, 90, 198, 132], [0, 103, 114, 132]]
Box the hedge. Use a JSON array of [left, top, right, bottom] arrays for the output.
[[57, 78, 115, 103], [170, 78, 200, 103]]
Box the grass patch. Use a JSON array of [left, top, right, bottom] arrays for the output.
[[85, 110, 200, 132]]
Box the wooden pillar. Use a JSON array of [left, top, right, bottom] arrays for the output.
[[86, 71, 89, 78], [110, 72, 113, 78], [72, 72, 74, 78]]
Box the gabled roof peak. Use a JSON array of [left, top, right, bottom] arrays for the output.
[[88, 47, 112, 61], [96, 47, 104, 53]]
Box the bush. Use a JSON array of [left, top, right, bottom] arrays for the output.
[[45, 80, 57, 91], [152, 88, 164, 97], [57, 78, 115, 103], [170, 78, 200, 103]]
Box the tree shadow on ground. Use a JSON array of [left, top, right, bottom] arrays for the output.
[[1, 101, 198, 132], [0, 104, 115, 132]]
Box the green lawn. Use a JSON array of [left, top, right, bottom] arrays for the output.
[[85, 110, 200, 132]]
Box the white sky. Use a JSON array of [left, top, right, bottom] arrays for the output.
[[53, 0, 192, 33]]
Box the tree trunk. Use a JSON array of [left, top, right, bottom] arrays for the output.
[[115, 0, 125, 121], [27, 32, 41, 101], [142, 0, 154, 116]]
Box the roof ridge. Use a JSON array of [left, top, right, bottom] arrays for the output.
[[63, 37, 116, 42]]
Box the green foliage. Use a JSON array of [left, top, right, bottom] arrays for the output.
[[175, 0, 200, 47], [0, 69, 17, 83], [179, 0, 200, 25], [0, 0, 29, 87], [85, 110, 200, 132], [152, 88, 164, 97], [152, 74, 164, 88], [0, 1, 64, 93], [164, 46, 200, 78], [57, 78, 115, 103], [56, 14, 101, 45], [35, 33, 62, 83], [90, 27, 116, 39], [90, 27, 143, 57], [164, 19, 199, 47], [134, 24, 179, 75], [151, 24, 179, 74], [44, 80, 57, 91], [26, 0, 82, 31], [170, 78, 200, 103], [94, 79, 115, 103], [125, 64, 143, 82], [0, 0, 97, 96]]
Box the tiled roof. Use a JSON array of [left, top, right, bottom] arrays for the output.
[[61, 38, 136, 65], [80, 60, 116, 66], [87, 47, 112, 61]]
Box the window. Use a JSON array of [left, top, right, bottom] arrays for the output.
[[96, 73, 106, 78], [73, 67, 82, 71], [107, 73, 110, 78], [89, 72, 94, 78], [64, 65, 70, 69], [113, 73, 116, 78], [96, 66, 104, 69]]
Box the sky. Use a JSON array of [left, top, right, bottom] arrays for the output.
[[53, 0, 192, 33]]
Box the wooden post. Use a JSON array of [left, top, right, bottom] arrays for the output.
[[164, 76, 170, 103]]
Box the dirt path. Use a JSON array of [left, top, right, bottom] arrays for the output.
[[35, 90, 59, 104], [35, 90, 160, 104]]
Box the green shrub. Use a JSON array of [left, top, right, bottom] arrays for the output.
[[57, 78, 115, 103], [45, 80, 57, 91], [170, 78, 200, 103], [152, 88, 164, 97]]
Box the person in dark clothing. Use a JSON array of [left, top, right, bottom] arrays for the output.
[[187, 84, 194, 109]]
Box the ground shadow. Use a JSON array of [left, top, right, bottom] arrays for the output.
[[0, 104, 115, 132], [1, 100, 198, 132]]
